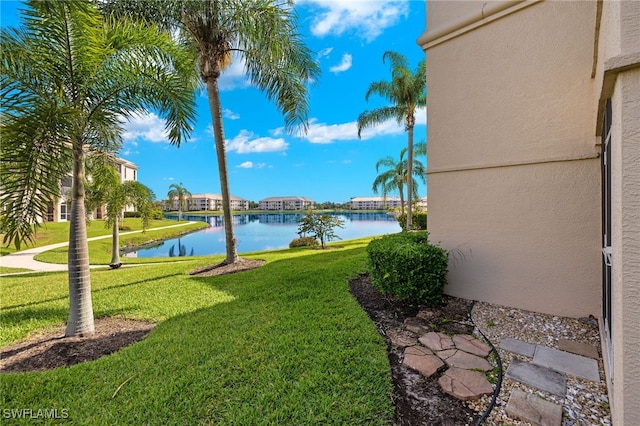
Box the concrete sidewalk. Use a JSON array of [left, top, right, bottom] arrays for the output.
[[0, 221, 197, 274]]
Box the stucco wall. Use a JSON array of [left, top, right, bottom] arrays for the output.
[[422, 0, 601, 318]]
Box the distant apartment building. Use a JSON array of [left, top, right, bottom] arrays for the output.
[[258, 196, 315, 211], [350, 196, 402, 210], [416, 196, 428, 210], [163, 193, 249, 211], [46, 157, 138, 222]]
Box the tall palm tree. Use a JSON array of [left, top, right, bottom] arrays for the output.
[[167, 182, 192, 222], [86, 157, 155, 268], [0, 0, 197, 337], [104, 0, 320, 265], [372, 146, 426, 218], [357, 51, 426, 230]]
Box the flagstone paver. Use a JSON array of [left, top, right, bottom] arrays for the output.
[[506, 389, 563, 426], [438, 367, 494, 401], [402, 332, 497, 401], [443, 349, 492, 371], [387, 328, 418, 348], [506, 359, 567, 397], [403, 345, 444, 377], [419, 332, 455, 351], [453, 334, 491, 357]]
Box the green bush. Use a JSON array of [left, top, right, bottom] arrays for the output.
[[150, 208, 164, 220], [289, 236, 319, 248], [123, 211, 142, 218], [366, 231, 447, 305], [118, 225, 132, 231], [397, 211, 427, 231]]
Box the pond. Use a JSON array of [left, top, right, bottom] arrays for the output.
[[122, 211, 401, 258]]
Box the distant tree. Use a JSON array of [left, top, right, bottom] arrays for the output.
[[297, 211, 345, 249], [86, 158, 155, 268], [104, 0, 320, 266], [0, 0, 196, 337], [372, 146, 426, 214], [357, 51, 426, 229], [167, 183, 192, 221]]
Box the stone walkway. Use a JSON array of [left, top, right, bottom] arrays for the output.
[[501, 337, 602, 426], [390, 310, 606, 425], [391, 329, 495, 401]]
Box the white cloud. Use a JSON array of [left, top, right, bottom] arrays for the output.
[[318, 47, 333, 58], [162, 177, 175, 181], [302, 0, 409, 42], [238, 161, 266, 169], [329, 53, 352, 73], [226, 130, 289, 153], [223, 109, 240, 120], [121, 111, 170, 143], [292, 107, 426, 144], [217, 53, 251, 90]]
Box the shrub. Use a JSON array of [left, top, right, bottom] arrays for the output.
[[123, 211, 142, 218], [366, 231, 447, 305], [289, 236, 319, 248], [150, 208, 164, 220], [118, 225, 132, 231], [397, 211, 427, 231]]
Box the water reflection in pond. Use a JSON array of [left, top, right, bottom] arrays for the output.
[[122, 211, 400, 258]]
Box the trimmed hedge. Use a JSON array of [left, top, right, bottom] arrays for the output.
[[366, 231, 447, 305], [289, 236, 319, 248], [397, 211, 427, 231]]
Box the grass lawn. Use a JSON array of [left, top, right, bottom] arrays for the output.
[[0, 239, 394, 424]]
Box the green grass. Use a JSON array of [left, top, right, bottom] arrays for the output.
[[0, 218, 204, 256], [34, 221, 208, 265], [0, 267, 31, 274], [0, 239, 394, 425]]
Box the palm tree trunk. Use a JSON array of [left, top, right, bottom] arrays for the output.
[[66, 142, 94, 337], [205, 76, 238, 264], [110, 215, 120, 266], [397, 182, 406, 222], [406, 125, 414, 230]]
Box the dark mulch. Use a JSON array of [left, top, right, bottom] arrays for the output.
[[0, 318, 155, 373], [349, 274, 481, 426]]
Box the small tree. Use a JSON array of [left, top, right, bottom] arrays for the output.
[[297, 211, 345, 249], [167, 182, 192, 221], [86, 157, 155, 268]]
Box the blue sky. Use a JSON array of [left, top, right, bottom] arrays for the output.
[[1, 0, 427, 204]]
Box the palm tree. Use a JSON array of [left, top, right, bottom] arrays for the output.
[[167, 182, 192, 222], [104, 0, 320, 265], [0, 0, 197, 337], [86, 158, 155, 268], [372, 146, 426, 218], [357, 51, 426, 230]]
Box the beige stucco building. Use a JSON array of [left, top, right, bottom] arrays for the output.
[[162, 193, 249, 211], [419, 1, 639, 424], [47, 157, 138, 222], [258, 196, 315, 210]]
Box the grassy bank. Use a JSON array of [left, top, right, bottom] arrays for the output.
[[0, 218, 205, 256], [34, 220, 208, 265], [1, 239, 394, 424]]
